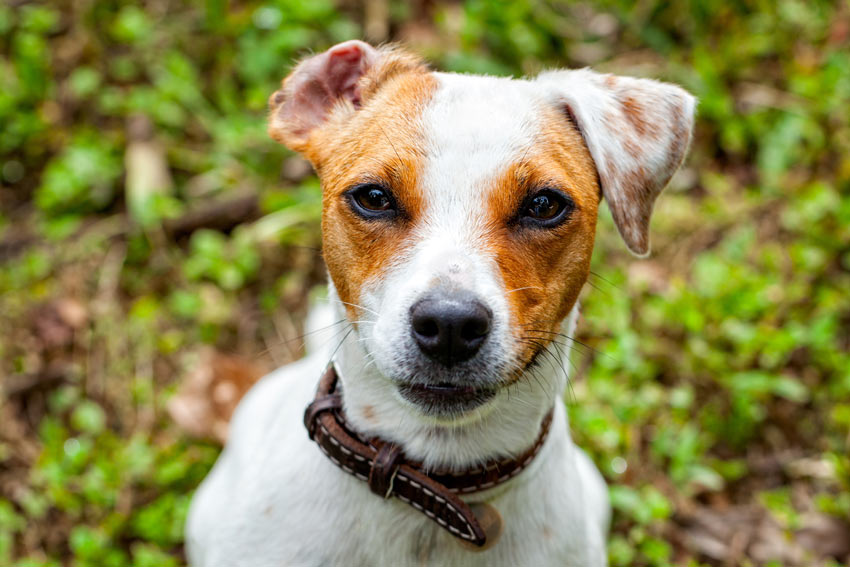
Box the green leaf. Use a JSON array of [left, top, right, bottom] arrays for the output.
[[71, 401, 107, 435]]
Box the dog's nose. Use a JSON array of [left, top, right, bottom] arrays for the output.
[[410, 292, 492, 367]]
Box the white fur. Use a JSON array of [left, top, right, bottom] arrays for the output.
[[185, 64, 697, 566], [187, 300, 609, 567]]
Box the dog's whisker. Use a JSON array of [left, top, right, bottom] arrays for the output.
[[504, 286, 543, 295], [583, 278, 610, 297], [521, 329, 610, 360], [377, 123, 404, 166], [256, 318, 352, 356], [321, 296, 381, 317], [589, 269, 622, 291], [326, 327, 354, 368]]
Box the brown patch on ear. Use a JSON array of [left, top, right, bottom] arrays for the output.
[[268, 41, 429, 164], [620, 95, 660, 140], [268, 41, 377, 152], [537, 68, 696, 256], [622, 136, 641, 159]]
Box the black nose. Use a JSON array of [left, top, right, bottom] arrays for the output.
[[410, 292, 492, 367]]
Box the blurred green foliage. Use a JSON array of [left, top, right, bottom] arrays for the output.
[[1, 0, 848, 566]]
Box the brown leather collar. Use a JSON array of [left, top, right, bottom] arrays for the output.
[[303, 365, 554, 548]]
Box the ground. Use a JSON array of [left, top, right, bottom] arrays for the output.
[[1, 1, 849, 565]]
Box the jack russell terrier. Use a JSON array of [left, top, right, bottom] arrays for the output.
[[186, 40, 695, 566]]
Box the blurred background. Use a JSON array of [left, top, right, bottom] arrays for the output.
[[1, 0, 849, 565]]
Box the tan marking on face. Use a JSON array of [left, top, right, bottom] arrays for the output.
[[361, 404, 377, 424], [483, 106, 600, 370], [303, 66, 438, 319]]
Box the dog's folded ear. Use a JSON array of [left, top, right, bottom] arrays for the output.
[[537, 69, 696, 256], [268, 40, 378, 152], [268, 40, 425, 157]]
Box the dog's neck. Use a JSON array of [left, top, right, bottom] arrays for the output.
[[327, 284, 578, 470]]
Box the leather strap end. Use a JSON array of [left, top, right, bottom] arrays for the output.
[[459, 502, 501, 550], [303, 393, 342, 440], [368, 443, 403, 498], [453, 497, 488, 547]]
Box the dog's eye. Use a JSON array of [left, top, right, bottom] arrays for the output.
[[519, 189, 573, 227], [355, 186, 392, 211], [526, 194, 560, 220], [347, 184, 398, 219]]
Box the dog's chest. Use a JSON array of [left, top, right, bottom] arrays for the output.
[[191, 421, 587, 565], [186, 351, 604, 567], [211, 449, 586, 567]]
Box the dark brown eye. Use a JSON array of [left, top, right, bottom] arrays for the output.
[[356, 187, 391, 210], [526, 194, 560, 219], [346, 184, 398, 219], [519, 189, 573, 228]]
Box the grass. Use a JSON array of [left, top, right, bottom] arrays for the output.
[[1, 1, 849, 565]]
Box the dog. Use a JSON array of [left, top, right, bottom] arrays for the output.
[[186, 40, 694, 567]]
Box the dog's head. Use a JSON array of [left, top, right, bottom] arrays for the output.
[[269, 41, 694, 427]]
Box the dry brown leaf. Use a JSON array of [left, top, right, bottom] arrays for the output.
[[168, 349, 265, 443]]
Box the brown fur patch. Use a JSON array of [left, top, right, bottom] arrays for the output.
[[308, 61, 438, 318], [361, 405, 377, 424], [358, 45, 428, 101], [620, 95, 660, 140], [483, 107, 600, 371], [623, 135, 642, 160]]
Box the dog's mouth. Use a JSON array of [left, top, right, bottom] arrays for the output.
[[397, 382, 498, 417]]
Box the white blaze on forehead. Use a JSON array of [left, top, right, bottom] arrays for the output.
[[418, 73, 540, 235]]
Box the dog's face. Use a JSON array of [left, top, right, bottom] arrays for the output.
[[270, 41, 694, 422]]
